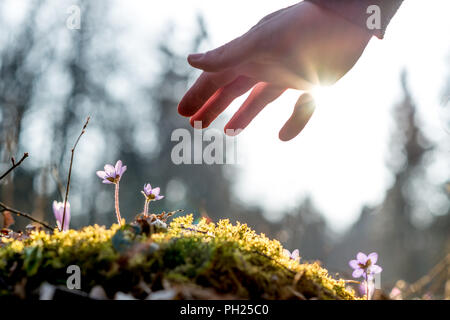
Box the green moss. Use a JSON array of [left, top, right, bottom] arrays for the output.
[[0, 214, 356, 299]]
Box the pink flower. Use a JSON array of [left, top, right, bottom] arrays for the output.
[[142, 183, 164, 201], [96, 160, 127, 184], [349, 252, 382, 279], [141, 183, 164, 215], [96, 160, 127, 225], [283, 249, 300, 262]]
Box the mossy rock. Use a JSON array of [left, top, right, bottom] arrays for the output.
[[0, 214, 356, 300]]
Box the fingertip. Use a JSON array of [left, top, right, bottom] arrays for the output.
[[278, 127, 301, 142], [188, 48, 234, 73], [278, 121, 299, 142], [189, 116, 209, 129], [187, 53, 204, 67], [188, 53, 204, 60], [297, 92, 314, 106], [187, 53, 217, 72], [177, 102, 193, 117], [278, 93, 316, 142], [278, 130, 291, 142], [224, 123, 244, 137], [189, 116, 196, 128], [178, 95, 200, 117]]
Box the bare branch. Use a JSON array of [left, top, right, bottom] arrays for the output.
[[0, 201, 54, 231], [0, 152, 54, 230], [61, 116, 90, 231], [0, 152, 29, 181]]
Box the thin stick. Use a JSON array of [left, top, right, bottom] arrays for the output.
[[0, 153, 29, 181], [114, 182, 122, 224], [61, 116, 90, 231], [0, 201, 53, 230]]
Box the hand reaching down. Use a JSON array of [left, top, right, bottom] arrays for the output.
[[178, 1, 372, 141]]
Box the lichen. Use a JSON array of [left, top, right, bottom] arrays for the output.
[[0, 214, 356, 299]]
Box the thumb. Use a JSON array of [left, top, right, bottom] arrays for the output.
[[279, 93, 315, 141], [188, 33, 256, 72]]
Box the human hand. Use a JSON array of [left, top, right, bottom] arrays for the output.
[[178, 1, 372, 140]]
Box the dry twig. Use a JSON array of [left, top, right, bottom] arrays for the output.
[[0, 152, 52, 230], [0, 201, 53, 230], [0, 152, 28, 181], [61, 116, 90, 231], [404, 253, 450, 298]]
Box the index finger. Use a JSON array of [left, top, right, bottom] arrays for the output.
[[178, 69, 237, 117]]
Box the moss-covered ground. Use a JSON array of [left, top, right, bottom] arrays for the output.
[[0, 213, 356, 300]]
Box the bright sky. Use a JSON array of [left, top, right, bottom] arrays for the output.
[[113, 0, 450, 231], [4, 1, 449, 231]]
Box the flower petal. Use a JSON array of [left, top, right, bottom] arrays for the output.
[[152, 187, 160, 196], [370, 265, 382, 274], [53, 201, 62, 222], [53, 201, 70, 231], [283, 249, 290, 257], [102, 179, 113, 184], [352, 268, 364, 278], [96, 171, 107, 179], [52, 200, 59, 212], [115, 160, 122, 174], [357, 252, 368, 264], [104, 164, 116, 177], [349, 260, 359, 269], [104, 164, 115, 172], [155, 195, 164, 200], [292, 249, 299, 259], [120, 165, 127, 176], [368, 252, 378, 265]]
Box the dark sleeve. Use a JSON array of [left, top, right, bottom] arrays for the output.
[[305, 0, 403, 39]]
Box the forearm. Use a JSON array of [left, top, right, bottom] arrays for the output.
[[305, 0, 403, 39]]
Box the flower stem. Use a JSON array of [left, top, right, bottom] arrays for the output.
[[366, 274, 369, 300], [144, 199, 150, 215], [115, 182, 122, 225]]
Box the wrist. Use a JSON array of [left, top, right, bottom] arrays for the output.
[[305, 0, 403, 39]]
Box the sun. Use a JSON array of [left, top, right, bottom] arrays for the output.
[[310, 85, 338, 108]]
